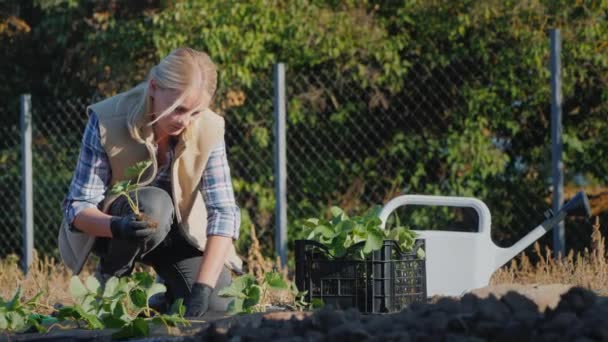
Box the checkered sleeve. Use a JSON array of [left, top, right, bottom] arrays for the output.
[[201, 142, 241, 240], [62, 112, 111, 228]]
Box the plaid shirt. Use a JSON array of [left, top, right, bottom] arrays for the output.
[[63, 112, 240, 239]]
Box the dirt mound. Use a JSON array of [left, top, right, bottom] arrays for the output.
[[470, 283, 574, 312], [193, 287, 608, 341]]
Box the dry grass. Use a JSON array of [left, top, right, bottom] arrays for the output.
[[0, 253, 78, 314], [245, 224, 294, 306], [0, 254, 149, 314], [491, 216, 608, 294]]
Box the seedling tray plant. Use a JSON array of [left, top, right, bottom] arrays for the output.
[[295, 206, 426, 313]]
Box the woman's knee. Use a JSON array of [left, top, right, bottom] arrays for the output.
[[132, 187, 174, 233]]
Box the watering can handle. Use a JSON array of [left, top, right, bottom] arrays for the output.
[[378, 195, 492, 235]]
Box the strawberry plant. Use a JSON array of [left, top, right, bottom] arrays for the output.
[[55, 272, 188, 339], [299, 206, 425, 259], [109, 160, 158, 227], [218, 271, 309, 314], [0, 287, 58, 333]]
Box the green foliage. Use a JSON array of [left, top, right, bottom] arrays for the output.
[[0, 287, 57, 333], [57, 272, 188, 339], [0, 272, 187, 338], [218, 271, 308, 314], [108, 160, 152, 215], [217, 274, 260, 314], [299, 206, 423, 259]]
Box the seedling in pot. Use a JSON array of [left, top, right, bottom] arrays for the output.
[[109, 160, 158, 228]]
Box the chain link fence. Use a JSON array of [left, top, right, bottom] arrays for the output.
[[1, 58, 606, 261], [0, 103, 22, 258], [30, 98, 91, 258]]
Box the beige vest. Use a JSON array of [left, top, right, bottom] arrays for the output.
[[58, 88, 242, 274]]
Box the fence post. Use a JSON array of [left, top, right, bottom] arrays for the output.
[[550, 29, 565, 258], [20, 94, 34, 274], [273, 63, 288, 268]]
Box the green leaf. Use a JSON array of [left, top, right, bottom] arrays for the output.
[[218, 274, 256, 299], [264, 272, 288, 290], [103, 277, 120, 298], [0, 312, 8, 330], [7, 287, 22, 310], [75, 306, 104, 329], [116, 277, 133, 296], [169, 298, 186, 317], [160, 313, 188, 326], [112, 302, 131, 321], [130, 289, 147, 308], [133, 272, 154, 288], [330, 206, 345, 219], [85, 276, 101, 294], [243, 285, 261, 310], [113, 318, 149, 339], [363, 230, 384, 254], [26, 316, 47, 333], [337, 220, 355, 233], [40, 315, 59, 326], [364, 216, 382, 230], [109, 180, 131, 195], [125, 160, 152, 179], [417, 247, 426, 260], [56, 306, 81, 320], [332, 243, 347, 258], [312, 225, 334, 239], [81, 295, 99, 315], [6, 311, 25, 332], [302, 219, 319, 228], [102, 315, 128, 329], [146, 283, 166, 301], [70, 276, 88, 302], [389, 226, 418, 252]]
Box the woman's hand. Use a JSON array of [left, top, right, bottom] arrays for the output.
[[184, 283, 214, 317], [109, 213, 155, 239]]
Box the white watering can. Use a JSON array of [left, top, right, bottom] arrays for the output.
[[378, 191, 591, 297]]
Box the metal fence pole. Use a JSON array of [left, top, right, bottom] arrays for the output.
[[20, 94, 34, 273], [550, 29, 565, 258], [273, 63, 288, 268]]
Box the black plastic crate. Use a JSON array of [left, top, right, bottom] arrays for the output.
[[295, 239, 426, 313]]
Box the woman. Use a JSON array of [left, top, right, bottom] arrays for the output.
[[58, 47, 242, 317]]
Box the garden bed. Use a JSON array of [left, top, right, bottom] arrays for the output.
[[6, 285, 607, 341]]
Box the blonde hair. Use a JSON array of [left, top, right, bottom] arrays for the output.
[[124, 47, 218, 142]]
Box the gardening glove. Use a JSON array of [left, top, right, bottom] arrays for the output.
[[184, 283, 214, 318], [110, 213, 155, 239]]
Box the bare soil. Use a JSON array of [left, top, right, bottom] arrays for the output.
[[7, 285, 608, 341], [193, 286, 608, 341]]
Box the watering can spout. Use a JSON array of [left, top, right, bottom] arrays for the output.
[[560, 191, 592, 218], [494, 191, 591, 270]]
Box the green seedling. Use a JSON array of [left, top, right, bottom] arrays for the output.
[[57, 272, 188, 339], [109, 160, 152, 216], [299, 205, 424, 259], [0, 287, 57, 333], [218, 271, 305, 314], [109, 160, 157, 226]]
